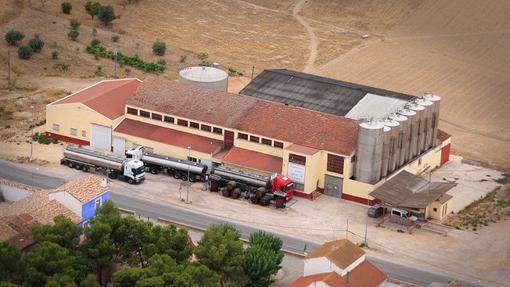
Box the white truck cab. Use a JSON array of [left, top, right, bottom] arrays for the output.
[[124, 159, 145, 183]]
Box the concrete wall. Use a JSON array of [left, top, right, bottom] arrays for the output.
[[342, 255, 366, 276], [304, 257, 343, 276], [46, 102, 121, 144], [49, 191, 82, 217], [0, 184, 32, 202], [427, 198, 452, 221]]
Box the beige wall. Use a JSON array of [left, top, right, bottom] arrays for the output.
[[46, 102, 119, 142], [427, 198, 452, 221]]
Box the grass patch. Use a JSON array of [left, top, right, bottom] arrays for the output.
[[32, 132, 58, 145]]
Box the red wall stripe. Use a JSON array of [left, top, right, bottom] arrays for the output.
[[46, 132, 90, 146]]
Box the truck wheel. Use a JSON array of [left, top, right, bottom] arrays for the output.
[[181, 174, 189, 181], [82, 166, 89, 172], [128, 178, 134, 184], [108, 172, 118, 179], [75, 164, 82, 170], [173, 172, 181, 179], [150, 167, 159, 174], [68, 162, 74, 168]]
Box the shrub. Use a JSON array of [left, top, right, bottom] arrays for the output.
[[157, 59, 166, 66], [152, 40, 166, 56], [68, 30, 79, 41], [179, 55, 187, 63], [86, 44, 165, 73], [32, 132, 58, 144], [92, 28, 97, 36], [5, 29, 24, 46], [197, 52, 211, 66], [28, 35, 44, 52], [98, 5, 116, 25], [111, 35, 120, 42], [95, 65, 104, 76], [70, 19, 81, 30], [61, 2, 72, 14], [90, 38, 101, 47], [18, 45, 33, 59], [53, 62, 70, 72]]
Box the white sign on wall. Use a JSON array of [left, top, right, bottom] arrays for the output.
[[287, 162, 306, 184]]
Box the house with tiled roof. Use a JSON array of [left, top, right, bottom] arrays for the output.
[[0, 175, 110, 231], [289, 239, 388, 287]]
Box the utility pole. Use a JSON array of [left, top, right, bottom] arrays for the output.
[[186, 146, 191, 203], [346, 218, 349, 240], [7, 49, 11, 86], [29, 106, 34, 161], [251, 65, 255, 79], [113, 48, 118, 78], [364, 190, 369, 246]]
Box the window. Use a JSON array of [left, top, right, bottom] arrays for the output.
[[289, 153, 306, 165], [294, 183, 304, 191], [249, 135, 259, 143], [238, 133, 248, 140], [190, 122, 200, 129], [70, 128, 77, 136], [261, 138, 272, 146], [188, 156, 198, 163], [327, 154, 344, 174], [52, 124, 60, 132], [82, 130, 86, 137], [139, 110, 150, 118], [201, 124, 212, 132], [151, 113, 162, 121], [433, 208, 437, 212], [164, 116, 175, 124], [177, 119, 188, 126], [95, 198, 102, 209], [213, 127, 223, 135], [274, 141, 284, 149], [127, 107, 138, 115]]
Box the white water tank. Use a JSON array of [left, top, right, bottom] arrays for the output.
[[179, 66, 228, 92]]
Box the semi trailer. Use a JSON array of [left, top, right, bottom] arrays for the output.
[[61, 146, 145, 184], [209, 165, 295, 208], [126, 146, 207, 181]]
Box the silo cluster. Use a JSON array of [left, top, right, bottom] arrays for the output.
[[355, 93, 441, 184]]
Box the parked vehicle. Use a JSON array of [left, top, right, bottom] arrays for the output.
[[126, 146, 207, 181], [61, 146, 145, 184], [209, 165, 294, 208], [389, 207, 418, 225], [368, 204, 384, 218]]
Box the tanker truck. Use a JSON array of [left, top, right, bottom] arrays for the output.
[[61, 146, 145, 184], [126, 146, 207, 182], [209, 165, 294, 208]]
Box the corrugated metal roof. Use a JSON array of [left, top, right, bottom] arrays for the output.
[[345, 93, 408, 120], [369, 171, 456, 209], [240, 69, 414, 117]]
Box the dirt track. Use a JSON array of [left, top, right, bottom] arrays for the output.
[[316, 0, 510, 169]]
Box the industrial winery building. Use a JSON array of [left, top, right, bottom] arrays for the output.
[[46, 69, 451, 205]]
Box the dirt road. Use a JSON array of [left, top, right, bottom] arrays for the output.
[[291, 0, 318, 72]]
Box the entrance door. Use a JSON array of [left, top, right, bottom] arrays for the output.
[[324, 175, 343, 198], [90, 124, 111, 151], [112, 137, 126, 154], [224, 130, 234, 149], [441, 143, 450, 165]]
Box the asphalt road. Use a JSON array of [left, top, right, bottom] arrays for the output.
[[0, 160, 484, 287]]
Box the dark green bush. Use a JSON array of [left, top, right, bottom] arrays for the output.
[[28, 35, 44, 52], [152, 40, 166, 56], [61, 2, 72, 14], [5, 29, 24, 46], [68, 30, 79, 41], [70, 19, 81, 30], [18, 45, 33, 59], [86, 44, 165, 73]]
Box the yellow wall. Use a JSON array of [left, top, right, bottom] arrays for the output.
[[114, 132, 213, 161], [427, 198, 452, 221], [46, 102, 119, 142]]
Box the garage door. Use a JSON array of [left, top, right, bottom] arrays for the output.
[[112, 137, 125, 154], [324, 175, 343, 198], [90, 124, 111, 151]]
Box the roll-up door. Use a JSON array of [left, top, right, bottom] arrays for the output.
[[90, 124, 111, 151]]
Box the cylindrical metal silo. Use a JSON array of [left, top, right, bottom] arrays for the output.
[[424, 93, 441, 147], [380, 126, 391, 178], [398, 109, 416, 163], [389, 114, 407, 168], [355, 121, 385, 184], [416, 98, 434, 151], [383, 118, 400, 173], [179, 66, 229, 92], [408, 103, 425, 156]]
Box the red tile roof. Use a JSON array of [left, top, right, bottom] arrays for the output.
[[214, 147, 283, 174], [306, 239, 365, 269], [127, 77, 358, 156], [52, 78, 141, 120], [289, 261, 387, 287], [437, 129, 451, 142], [52, 175, 109, 203], [114, 118, 223, 154]]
